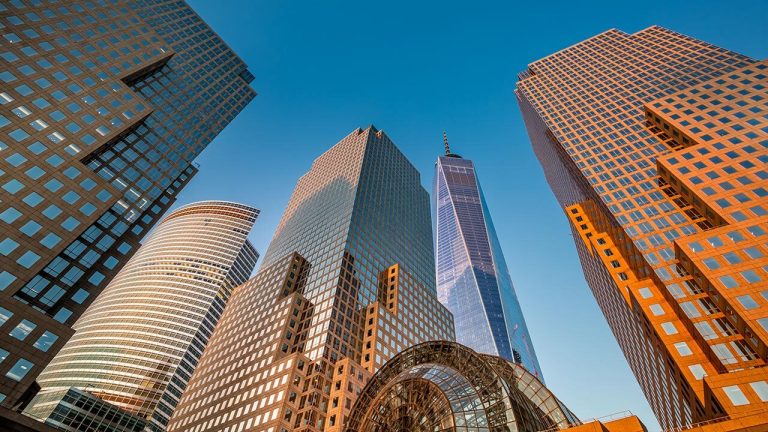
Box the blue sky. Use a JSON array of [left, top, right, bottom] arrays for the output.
[[178, 1, 768, 429]]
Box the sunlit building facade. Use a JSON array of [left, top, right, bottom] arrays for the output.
[[0, 0, 255, 409], [167, 126, 454, 432], [434, 142, 542, 379], [24, 201, 259, 432], [517, 26, 768, 430]]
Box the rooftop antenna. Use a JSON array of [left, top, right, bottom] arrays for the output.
[[443, 130, 450, 156]]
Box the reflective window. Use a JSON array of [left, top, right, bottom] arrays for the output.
[[719, 275, 738, 289], [660, 322, 677, 335], [638, 287, 653, 298], [674, 342, 693, 356], [0, 238, 20, 256], [723, 385, 749, 406], [702, 257, 720, 270], [53, 308, 72, 323], [0, 272, 16, 291], [9, 319, 36, 340], [688, 364, 707, 380], [649, 304, 664, 316], [750, 381, 768, 402], [33, 331, 58, 352], [737, 295, 758, 310], [741, 270, 761, 283], [0, 207, 23, 223], [0, 307, 12, 326], [5, 358, 33, 381]]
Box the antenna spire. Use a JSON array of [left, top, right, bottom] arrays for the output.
[[443, 130, 450, 156]]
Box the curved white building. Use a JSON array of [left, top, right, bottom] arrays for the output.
[[25, 201, 259, 432]]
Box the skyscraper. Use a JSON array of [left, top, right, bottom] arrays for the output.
[[167, 126, 454, 432], [517, 26, 768, 429], [434, 134, 542, 378], [24, 201, 259, 432], [0, 0, 255, 408]]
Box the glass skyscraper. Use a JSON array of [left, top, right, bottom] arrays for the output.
[[168, 126, 454, 432], [517, 26, 768, 429], [434, 138, 543, 379], [0, 0, 254, 410], [24, 201, 259, 432]]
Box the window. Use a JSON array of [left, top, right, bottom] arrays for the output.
[[23, 192, 44, 207], [40, 233, 61, 249], [53, 308, 72, 324], [723, 252, 741, 264], [5, 359, 33, 382], [42, 205, 62, 220], [17, 251, 40, 268], [727, 231, 745, 243], [737, 295, 758, 310], [759, 317, 768, 332], [649, 304, 664, 316], [694, 322, 717, 340], [674, 342, 693, 356], [680, 302, 701, 318], [61, 216, 80, 231], [750, 381, 768, 402], [9, 320, 36, 340], [723, 385, 749, 406], [741, 270, 762, 284], [707, 236, 723, 247], [719, 275, 738, 289], [702, 258, 720, 270], [44, 179, 63, 192], [71, 289, 89, 304], [62, 191, 81, 204], [2, 179, 24, 194], [0, 307, 12, 326], [661, 322, 678, 335], [0, 207, 22, 224], [25, 166, 45, 180], [0, 272, 16, 291], [688, 364, 707, 380], [0, 238, 19, 256], [712, 344, 736, 364], [33, 331, 58, 352], [19, 220, 41, 237]]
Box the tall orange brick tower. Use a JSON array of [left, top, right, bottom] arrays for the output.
[[517, 26, 767, 430]]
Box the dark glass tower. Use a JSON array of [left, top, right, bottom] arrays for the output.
[[0, 0, 254, 408], [434, 135, 543, 379]]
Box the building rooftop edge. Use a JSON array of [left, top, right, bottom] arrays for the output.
[[516, 25, 675, 81]]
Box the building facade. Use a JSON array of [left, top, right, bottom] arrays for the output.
[[516, 26, 768, 429], [24, 201, 259, 431], [0, 0, 255, 408], [167, 126, 455, 432], [434, 139, 543, 378]]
